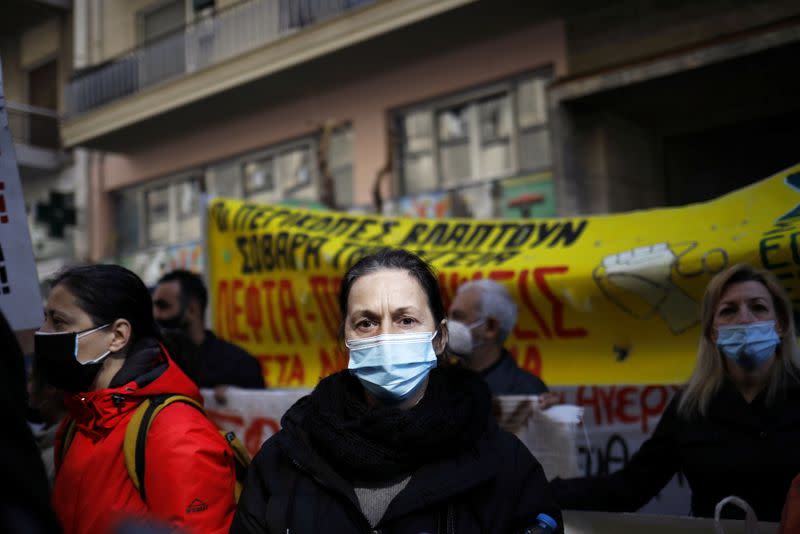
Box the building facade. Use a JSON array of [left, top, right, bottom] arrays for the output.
[[59, 0, 800, 284]]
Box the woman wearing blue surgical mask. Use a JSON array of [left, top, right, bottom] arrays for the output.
[[551, 263, 800, 521], [232, 248, 563, 534], [36, 265, 237, 534]]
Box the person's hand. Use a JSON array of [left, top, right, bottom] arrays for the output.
[[214, 385, 229, 406], [538, 392, 561, 410]]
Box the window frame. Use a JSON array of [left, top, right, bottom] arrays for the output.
[[327, 125, 355, 207], [393, 68, 553, 197], [113, 127, 355, 257], [239, 137, 319, 202]]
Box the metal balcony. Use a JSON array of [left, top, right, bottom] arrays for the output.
[[66, 0, 376, 116]]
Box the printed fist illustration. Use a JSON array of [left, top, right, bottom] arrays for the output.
[[593, 243, 700, 334]]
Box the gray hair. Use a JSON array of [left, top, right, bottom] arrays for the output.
[[456, 279, 517, 343]]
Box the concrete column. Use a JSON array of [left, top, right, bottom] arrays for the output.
[[351, 109, 390, 209], [550, 101, 611, 216], [88, 151, 112, 261]]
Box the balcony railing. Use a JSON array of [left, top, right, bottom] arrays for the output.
[[7, 102, 61, 150], [66, 0, 377, 116]]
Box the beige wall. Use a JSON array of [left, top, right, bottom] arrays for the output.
[[89, 152, 112, 260], [0, 36, 26, 103], [92, 0, 257, 64], [20, 19, 61, 70], [1, 15, 70, 108], [102, 19, 567, 209], [2, 15, 74, 112], [95, 0, 189, 62]]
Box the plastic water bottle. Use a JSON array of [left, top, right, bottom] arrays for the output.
[[522, 513, 558, 533]]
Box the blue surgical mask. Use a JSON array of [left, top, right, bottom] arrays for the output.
[[716, 320, 780, 371], [346, 331, 438, 404]]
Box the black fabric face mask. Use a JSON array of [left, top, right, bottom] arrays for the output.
[[34, 325, 111, 393], [156, 312, 186, 332]]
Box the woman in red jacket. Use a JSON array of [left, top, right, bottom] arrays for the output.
[[34, 264, 236, 534]]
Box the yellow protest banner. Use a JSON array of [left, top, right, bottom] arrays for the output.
[[207, 163, 800, 387]]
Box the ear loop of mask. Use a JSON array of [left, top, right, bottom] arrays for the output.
[[76, 323, 112, 363]]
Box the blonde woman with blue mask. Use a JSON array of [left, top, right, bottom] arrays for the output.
[[232, 248, 562, 534], [551, 263, 800, 521]]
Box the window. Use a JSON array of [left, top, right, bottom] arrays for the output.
[[176, 178, 201, 219], [516, 77, 551, 171], [328, 127, 354, 207], [396, 70, 552, 195], [243, 157, 275, 196], [113, 126, 354, 260], [145, 186, 170, 246], [115, 189, 142, 254], [176, 177, 202, 241], [241, 140, 317, 204], [437, 104, 472, 186], [401, 111, 435, 195], [113, 176, 199, 253], [207, 160, 241, 198], [278, 146, 313, 195], [478, 94, 513, 177]]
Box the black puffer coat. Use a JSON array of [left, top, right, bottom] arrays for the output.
[[231, 368, 562, 533]]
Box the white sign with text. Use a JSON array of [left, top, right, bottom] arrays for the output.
[[0, 59, 43, 330]]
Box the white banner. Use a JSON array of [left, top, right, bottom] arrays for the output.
[[201, 387, 306, 457], [201, 384, 691, 515], [493, 395, 583, 480], [0, 59, 43, 330], [550, 385, 691, 515]]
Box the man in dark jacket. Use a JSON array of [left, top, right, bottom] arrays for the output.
[[153, 270, 265, 389], [448, 279, 548, 395]]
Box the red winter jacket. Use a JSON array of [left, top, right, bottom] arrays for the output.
[[780, 474, 800, 534], [52, 340, 236, 534]]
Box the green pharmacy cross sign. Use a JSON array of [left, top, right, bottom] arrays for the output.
[[36, 191, 77, 239]]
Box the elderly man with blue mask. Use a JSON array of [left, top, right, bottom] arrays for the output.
[[448, 279, 548, 395]]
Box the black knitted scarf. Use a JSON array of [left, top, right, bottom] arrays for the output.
[[290, 365, 491, 481]]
